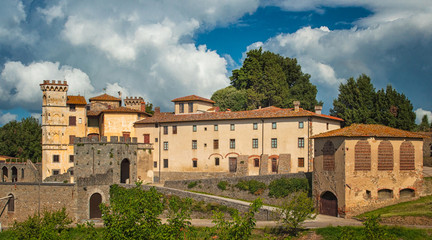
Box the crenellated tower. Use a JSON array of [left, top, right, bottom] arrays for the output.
[[124, 96, 146, 111]]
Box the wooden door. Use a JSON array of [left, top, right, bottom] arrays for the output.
[[271, 158, 278, 173], [229, 157, 237, 172], [144, 134, 150, 144], [89, 193, 102, 219], [320, 191, 338, 217]]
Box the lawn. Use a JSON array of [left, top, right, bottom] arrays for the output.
[[356, 195, 432, 219]]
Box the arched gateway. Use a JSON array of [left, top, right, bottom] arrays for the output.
[[320, 191, 338, 217]]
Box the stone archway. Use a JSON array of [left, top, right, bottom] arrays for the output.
[[120, 159, 130, 183], [320, 191, 338, 217], [89, 193, 102, 219], [11, 167, 18, 182], [2, 167, 8, 182]]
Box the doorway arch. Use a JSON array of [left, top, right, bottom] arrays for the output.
[[120, 159, 130, 183], [89, 193, 102, 219], [11, 167, 18, 182], [2, 167, 8, 182], [320, 191, 338, 217]]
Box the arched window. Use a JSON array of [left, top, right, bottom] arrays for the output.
[[355, 140, 371, 171], [378, 189, 393, 200], [2, 167, 8, 182], [378, 141, 393, 171], [11, 167, 18, 182], [399, 188, 415, 198], [400, 141, 415, 170], [323, 141, 335, 171], [8, 194, 14, 212]]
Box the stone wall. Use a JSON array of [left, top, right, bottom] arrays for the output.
[[164, 173, 311, 206], [0, 160, 41, 183]]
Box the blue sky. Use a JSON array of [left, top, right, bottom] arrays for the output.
[[0, 0, 431, 125]]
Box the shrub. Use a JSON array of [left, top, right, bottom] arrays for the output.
[[235, 180, 266, 195], [217, 181, 229, 191], [187, 181, 198, 189], [268, 178, 309, 198]]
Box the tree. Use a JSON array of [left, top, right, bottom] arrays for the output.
[[418, 115, 430, 131], [212, 48, 321, 111], [277, 191, 316, 236], [211, 86, 248, 111], [0, 117, 42, 162], [145, 102, 155, 115]]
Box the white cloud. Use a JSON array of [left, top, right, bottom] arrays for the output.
[[30, 113, 42, 123], [0, 0, 36, 45], [415, 108, 432, 124], [0, 112, 17, 126], [38, 1, 65, 24], [0, 61, 94, 111]]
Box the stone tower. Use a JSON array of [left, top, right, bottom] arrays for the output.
[[40, 80, 69, 179], [124, 96, 145, 111]]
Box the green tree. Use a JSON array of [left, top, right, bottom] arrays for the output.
[[418, 115, 430, 132], [277, 191, 316, 236], [0, 117, 42, 162], [145, 102, 154, 115], [213, 48, 321, 111], [211, 86, 248, 111]]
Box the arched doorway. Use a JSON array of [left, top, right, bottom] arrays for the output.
[[320, 191, 338, 217], [89, 193, 102, 219], [8, 194, 14, 212], [11, 167, 18, 182], [120, 159, 130, 183], [2, 167, 8, 182]]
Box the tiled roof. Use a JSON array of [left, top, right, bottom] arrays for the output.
[[67, 95, 87, 105], [135, 106, 343, 124], [87, 110, 102, 117], [171, 95, 215, 104], [89, 94, 121, 102], [102, 107, 151, 116], [311, 124, 427, 139]]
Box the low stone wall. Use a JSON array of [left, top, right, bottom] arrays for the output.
[[154, 171, 238, 182], [128, 184, 276, 221], [164, 173, 311, 206]]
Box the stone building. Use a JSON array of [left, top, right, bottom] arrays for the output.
[[312, 124, 425, 217]]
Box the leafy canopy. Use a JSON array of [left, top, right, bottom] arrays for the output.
[[212, 48, 322, 111]]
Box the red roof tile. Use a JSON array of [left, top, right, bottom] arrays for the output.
[[89, 94, 121, 102], [102, 107, 151, 116], [311, 124, 426, 139], [135, 106, 343, 124], [67, 95, 87, 105], [171, 95, 215, 104]]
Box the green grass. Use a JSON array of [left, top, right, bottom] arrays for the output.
[[316, 226, 432, 240], [356, 195, 432, 219]]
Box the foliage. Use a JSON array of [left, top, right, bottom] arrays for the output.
[[217, 181, 229, 191], [277, 191, 316, 236], [268, 178, 309, 198], [235, 180, 266, 195], [101, 184, 192, 240], [0, 117, 42, 162], [187, 181, 198, 189], [331, 75, 416, 130], [211, 198, 263, 240], [11, 207, 73, 239], [418, 115, 431, 131], [317, 225, 430, 240], [145, 102, 155, 115], [212, 48, 321, 111], [363, 215, 396, 240]]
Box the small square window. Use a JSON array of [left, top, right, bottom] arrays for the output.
[[299, 121, 304, 129], [163, 159, 168, 168], [192, 160, 197, 168], [154, 161, 157, 168], [53, 170, 60, 175], [193, 125, 197, 132], [69, 155, 74, 163], [215, 157, 220, 166], [204, 127, 207, 131], [272, 122, 277, 129], [271, 138, 277, 148], [69, 116, 76, 126], [155, 138, 158, 142], [253, 123, 258, 130], [298, 158, 305, 168], [213, 139, 219, 149], [230, 124, 235, 131], [214, 124, 218, 131], [53, 155, 60, 163], [69, 105, 76, 111], [298, 138, 305, 148]]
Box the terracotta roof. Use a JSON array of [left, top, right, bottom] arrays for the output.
[[311, 124, 426, 139], [89, 94, 121, 102], [135, 106, 343, 124], [67, 95, 87, 105], [101, 107, 151, 116], [171, 95, 215, 104], [87, 110, 102, 117]]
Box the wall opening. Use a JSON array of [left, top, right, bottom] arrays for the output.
[[320, 191, 338, 217], [11, 167, 18, 182], [8, 194, 14, 212], [89, 193, 102, 219], [322, 141, 335, 171], [354, 140, 371, 171], [399, 188, 415, 198], [2, 167, 8, 182], [378, 189, 393, 200], [120, 159, 130, 184], [378, 141, 393, 171], [400, 141, 415, 170], [229, 157, 237, 172]]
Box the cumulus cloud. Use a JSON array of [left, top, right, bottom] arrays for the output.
[[415, 108, 432, 124], [0, 112, 17, 125], [0, 61, 94, 111]]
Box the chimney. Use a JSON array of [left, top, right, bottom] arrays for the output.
[[315, 105, 322, 115], [293, 101, 300, 112], [141, 101, 146, 112], [118, 91, 122, 106], [155, 107, 160, 114]]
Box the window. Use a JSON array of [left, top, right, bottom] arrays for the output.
[[163, 159, 168, 168], [254, 158, 259, 167], [172, 126, 177, 134], [179, 103, 184, 113], [378, 141, 393, 171], [21, 168, 24, 179], [53, 155, 59, 163], [154, 161, 157, 168], [7, 194, 14, 212], [69, 155, 74, 163], [355, 140, 371, 171], [155, 138, 158, 142], [163, 141, 168, 150], [298, 158, 305, 168], [298, 138, 305, 148], [214, 124, 218, 131], [122, 132, 130, 140], [192, 140, 197, 149], [193, 125, 197, 132], [213, 139, 219, 149], [69, 116, 76, 126], [144, 134, 150, 144], [69, 104, 76, 111], [326, 123, 329, 130], [192, 159, 197, 168], [53, 169, 60, 175], [400, 141, 415, 170], [88, 117, 99, 127], [69, 170, 74, 176], [215, 157, 220, 166], [188, 102, 193, 113], [271, 138, 277, 148], [378, 189, 393, 200], [78, 118, 82, 124], [163, 126, 168, 135], [230, 124, 235, 131], [323, 141, 335, 171], [272, 122, 277, 129], [69, 135, 75, 144], [299, 121, 304, 129], [253, 123, 258, 130], [252, 139, 258, 148], [230, 139, 236, 149]]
